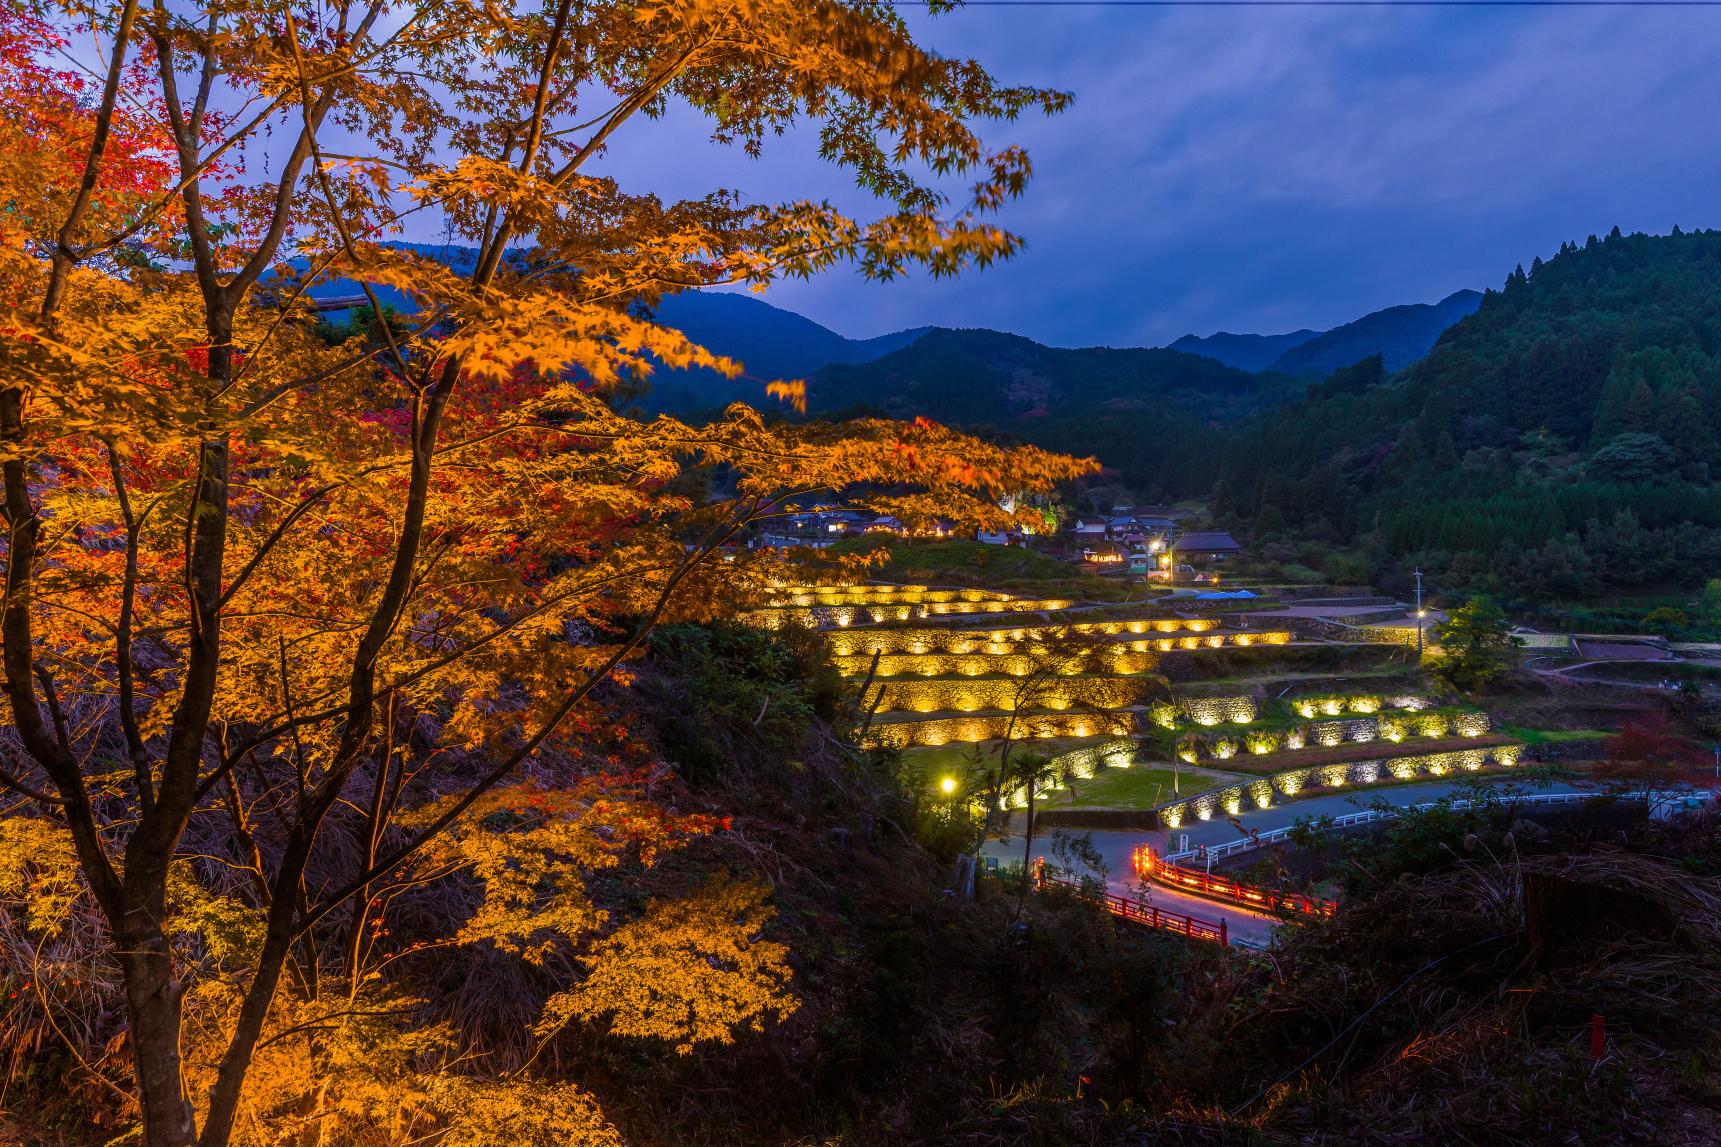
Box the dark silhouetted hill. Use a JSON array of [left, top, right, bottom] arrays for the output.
[[1168, 328, 1320, 371], [1264, 289, 1482, 376], [807, 328, 1297, 495], [644, 292, 929, 413]]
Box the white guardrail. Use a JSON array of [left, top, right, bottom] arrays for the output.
[[1162, 789, 1712, 865]]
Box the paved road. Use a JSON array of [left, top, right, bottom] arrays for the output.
[[981, 830, 1285, 946], [983, 776, 1587, 948]]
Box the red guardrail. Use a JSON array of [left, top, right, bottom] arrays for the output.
[[1035, 864, 1229, 945], [1132, 846, 1336, 918]]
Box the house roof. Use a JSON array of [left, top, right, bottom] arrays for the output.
[[1172, 530, 1242, 553]]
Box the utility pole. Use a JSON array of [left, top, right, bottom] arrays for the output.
[[1414, 566, 1425, 657]]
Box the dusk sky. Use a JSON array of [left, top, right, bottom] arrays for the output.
[[591, 3, 1721, 349]]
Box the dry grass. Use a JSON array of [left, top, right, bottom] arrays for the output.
[[1155, 820, 1721, 1145]]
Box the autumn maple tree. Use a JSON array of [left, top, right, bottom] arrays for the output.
[[1595, 713, 1711, 809], [0, 1, 1087, 1143]]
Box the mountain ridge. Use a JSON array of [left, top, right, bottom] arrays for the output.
[[1263, 289, 1483, 376], [1167, 328, 1321, 371]]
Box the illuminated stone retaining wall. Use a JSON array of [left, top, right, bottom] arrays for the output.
[[767, 584, 1013, 607], [870, 675, 1148, 714], [826, 619, 1281, 657], [749, 597, 1075, 628], [1289, 693, 1430, 718], [826, 633, 1287, 671], [1000, 738, 1139, 809], [1174, 695, 1259, 726], [1154, 743, 1524, 829], [865, 709, 1136, 748], [1173, 709, 1491, 762], [836, 650, 1159, 678]]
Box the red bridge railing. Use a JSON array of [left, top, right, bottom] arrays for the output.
[[1035, 863, 1229, 945], [1132, 846, 1336, 918]]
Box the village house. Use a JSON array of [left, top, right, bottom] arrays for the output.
[[1170, 530, 1243, 565]]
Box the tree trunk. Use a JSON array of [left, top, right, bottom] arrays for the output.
[[1020, 785, 1037, 884], [120, 927, 197, 1147]]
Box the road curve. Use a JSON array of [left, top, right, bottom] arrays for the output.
[[983, 776, 1587, 947]]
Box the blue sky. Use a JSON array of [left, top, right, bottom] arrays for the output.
[[588, 3, 1721, 348]]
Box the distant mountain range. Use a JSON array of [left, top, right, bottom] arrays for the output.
[[644, 287, 1481, 415], [294, 242, 1481, 423], [1166, 328, 1320, 372], [802, 328, 1295, 494], [640, 293, 930, 413], [1264, 290, 1483, 377]]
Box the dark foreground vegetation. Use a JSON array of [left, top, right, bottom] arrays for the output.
[[11, 622, 1721, 1144]]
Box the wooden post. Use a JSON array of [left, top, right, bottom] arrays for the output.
[[1219, 919, 1229, 947], [1591, 1013, 1606, 1059]]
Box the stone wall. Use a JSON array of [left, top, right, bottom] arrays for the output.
[[865, 709, 1137, 749], [1522, 738, 1607, 764], [1153, 743, 1524, 830]]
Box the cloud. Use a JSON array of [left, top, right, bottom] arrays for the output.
[[589, 6, 1721, 347]]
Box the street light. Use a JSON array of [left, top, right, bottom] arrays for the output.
[[1414, 566, 1425, 657], [940, 776, 958, 795]]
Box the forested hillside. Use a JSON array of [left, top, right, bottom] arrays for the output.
[[1215, 228, 1721, 600], [808, 328, 1299, 494]]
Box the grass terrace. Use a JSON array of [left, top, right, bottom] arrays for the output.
[[1049, 765, 1230, 810], [898, 736, 1225, 811], [1501, 726, 1613, 745]]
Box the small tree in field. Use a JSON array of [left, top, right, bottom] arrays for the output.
[[0, 2, 1086, 1143], [974, 627, 1158, 879], [1595, 713, 1710, 812], [1429, 595, 1522, 693]]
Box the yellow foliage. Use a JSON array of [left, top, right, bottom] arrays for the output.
[[402, 782, 719, 963], [428, 1079, 623, 1147], [0, 817, 80, 936], [181, 981, 621, 1147], [166, 866, 266, 970], [540, 879, 797, 1055], [0, 0, 1087, 1138]]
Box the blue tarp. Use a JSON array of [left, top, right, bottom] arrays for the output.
[[1193, 589, 1259, 600]]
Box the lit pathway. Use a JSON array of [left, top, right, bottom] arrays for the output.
[[983, 777, 1588, 948]]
